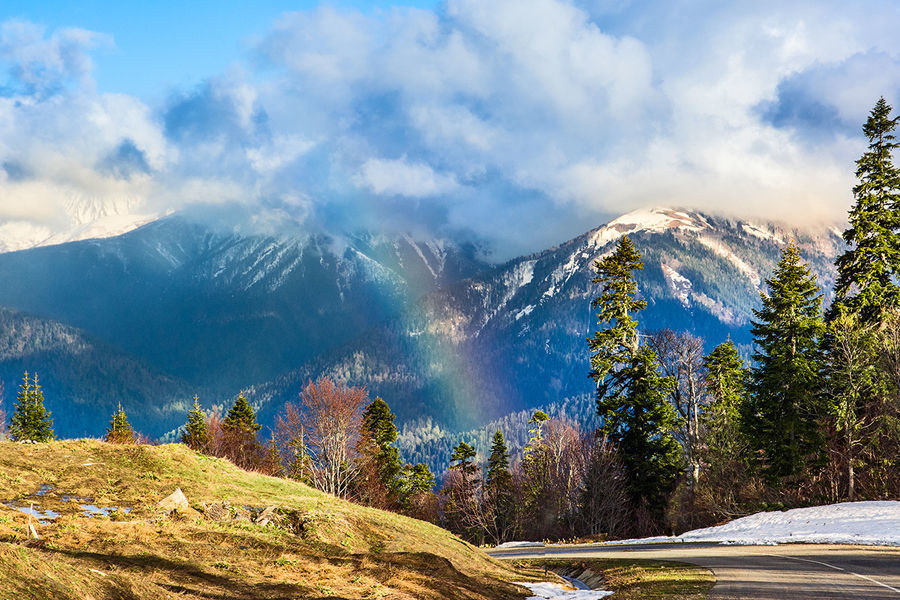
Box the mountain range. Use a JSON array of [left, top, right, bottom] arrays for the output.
[[0, 206, 843, 442]]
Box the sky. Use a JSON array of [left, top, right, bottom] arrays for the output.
[[1, 0, 899, 258]]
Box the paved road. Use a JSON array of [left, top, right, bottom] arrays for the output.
[[488, 543, 900, 599]]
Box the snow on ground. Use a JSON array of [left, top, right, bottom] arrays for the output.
[[517, 582, 613, 599], [497, 541, 545, 548], [601, 501, 900, 547]]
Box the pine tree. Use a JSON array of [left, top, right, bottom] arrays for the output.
[[588, 235, 645, 400], [485, 430, 514, 543], [523, 410, 549, 462], [181, 395, 212, 453], [449, 441, 477, 476], [702, 340, 750, 461], [360, 397, 403, 503], [833, 97, 900, 324], [10, 372, 54, 442], [224, 392, 261, 433], [747, 243, 826, 481], [221, 391, 263, 470], [589, 237, 682, 526], [105, 403, 136, 444], [602, 345, 683, 525], [403, 463, 435, 496]]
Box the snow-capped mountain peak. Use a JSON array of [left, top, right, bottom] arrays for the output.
[[588, 207, 710, 248]]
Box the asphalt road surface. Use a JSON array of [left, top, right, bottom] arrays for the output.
[[488, 542, 900, 599]]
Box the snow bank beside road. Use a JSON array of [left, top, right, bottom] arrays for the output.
[[598, 501, 900, 547], [678, 501, 900, 546], [497, 541, 546, 548]]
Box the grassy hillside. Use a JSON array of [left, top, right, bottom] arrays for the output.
[[0, 440, 542, 599]]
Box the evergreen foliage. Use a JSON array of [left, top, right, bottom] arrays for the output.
[[702, 341, 750, 460], [834, 97, 900, 323], [224, 392, 261, 433], [403, 463, 436, 495], [449, 441, 477, 476], [748, 243, 826, 481], [10, 372, 54, 442], [361, 397, 403, 500], [603, 345, 683, 524], [181, 395, 212, 453], [588, 235, 645, 400], [589, 237, 682, 525], [105, 402, 136, 444]]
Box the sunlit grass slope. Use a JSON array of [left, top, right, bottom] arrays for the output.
[[0, 440, 535, 600]]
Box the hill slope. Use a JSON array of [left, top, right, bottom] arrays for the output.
[[0, 440, 541, 599]]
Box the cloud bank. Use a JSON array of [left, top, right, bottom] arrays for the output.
[[2, 1, 900, 257]]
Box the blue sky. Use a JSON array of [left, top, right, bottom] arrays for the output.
[[1, 0, 899, 257]]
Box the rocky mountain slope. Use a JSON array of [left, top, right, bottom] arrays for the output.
[[0, 208, 843, 438]]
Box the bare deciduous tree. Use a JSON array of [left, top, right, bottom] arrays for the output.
[[650, 329, 708, 488], [279, 377, 368, 498]]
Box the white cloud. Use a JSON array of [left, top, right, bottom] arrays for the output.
[[357, 157, 460, 197]]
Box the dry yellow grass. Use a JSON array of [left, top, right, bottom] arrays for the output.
[[0, 440, 551, 600]]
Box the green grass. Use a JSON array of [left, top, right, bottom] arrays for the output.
[[0, 440, 547, 600], [517, 558, 715, 599]]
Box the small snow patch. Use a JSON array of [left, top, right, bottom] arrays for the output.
[[497, 541, 545, 548], [517, 582, 613, 599]]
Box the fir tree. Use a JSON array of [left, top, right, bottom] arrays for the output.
[[105, 402, 136, 444], [523, 410, 549, 462], [181, 395, 212, 453], [702, 340, 750, 461], [834, 97, 900, 324], [449, 441, 477, 476], [10, 372, 54, 442], [589, 237, 682, 526], [485, 430, 514, 542], [221, 391, 263, 470], [601, 345, 683, 525], [747, 243, 826, 481], [403, 463, 435, 496], [588, 236, 645, 401], [360, 397, 403, 502], [224, 391, 261, 433]]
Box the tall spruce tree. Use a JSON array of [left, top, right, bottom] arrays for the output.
[[361, 397, 403, 498], [589, 237, 682, 525], [588, 236, 644, 398], [485, 430, 514, 542], [748, 243, 826, 481], [224, 392, 261, 433], [10, 372, 54, 442], [833, 97, 900, 323], [702, 340, 750, 461], [105, 403, 136, 444], [181, 395, 212, 453]]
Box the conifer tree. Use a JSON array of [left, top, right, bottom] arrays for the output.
[[224, 392, 261, 433], [588, 236, 644, 400], [10, 372, 54, 442], [747, 243, 825, 481], [833, 97, 900, 324], [485, 430, 514, 543], [221, 391, 263, 470], [181, 395, 212, 453], [360, 397, 403, 503], [402, 463, 436, 496], [702, 341, 750, 461], [523, 410, 549, 462], [449, 441, 477, 476], [589, 237, 682, 527], [105, 403, 136, 444]]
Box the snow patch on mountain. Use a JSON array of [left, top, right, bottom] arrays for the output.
[[696, 236, 761, 287], [741, 222, 784, 243], [662, 263, 693, 306], [0, 196, 160, 254]]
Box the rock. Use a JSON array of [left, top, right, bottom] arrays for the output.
[[233, 507, 252, 522], [255, 506, 278, 526], [157, 488, 189, 513], [204, 501, 231, 521]]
